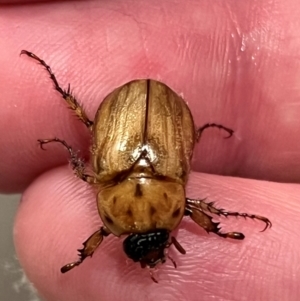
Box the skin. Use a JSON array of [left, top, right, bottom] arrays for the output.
[[0, 1, 300, 300]]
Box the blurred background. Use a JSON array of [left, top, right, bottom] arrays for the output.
[[0, 194, 40, 301]]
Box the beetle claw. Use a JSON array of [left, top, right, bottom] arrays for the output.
[[37, 139, 47, 150]]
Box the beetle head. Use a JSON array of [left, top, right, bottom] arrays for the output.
[[123, 230, 170, 268]]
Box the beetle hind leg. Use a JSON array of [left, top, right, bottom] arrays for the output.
[[20, 50, 93, 129], [61, 227, 110, 273], [186, 198, 272, 239], [38, 137, 95, 183], [185, 206, 245, 240]]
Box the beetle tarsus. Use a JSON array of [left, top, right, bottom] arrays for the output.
[[149, 270, 159, 283], [167, 255, 177, 268], [37, 139, 47, 150], [37, 137, 94, 183], [196, 123, 234, 141], [216, 231, 245, 240], [220, 211, 272, 232], [61, 262, 80, 273], [20, 50, 93, 129]]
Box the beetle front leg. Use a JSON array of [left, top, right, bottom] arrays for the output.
[[196, 123, 234, 141], [20, 50, 93, 129], [61, 227, 110, 273], [185, 205, 245, 240], [38, 138, 94, 183]]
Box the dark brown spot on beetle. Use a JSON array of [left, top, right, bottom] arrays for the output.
[[150, 206, 156, 216], [126, 208, 133, 217], [113, 196, 117, 205], [172, 208, 181, 218], [134, 183, 143, 197], [178, 169, 186, 181], [163, 193, 168, 200], [104, 215, 114, 224]]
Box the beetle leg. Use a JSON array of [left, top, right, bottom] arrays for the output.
[[196, 123, 234, 141], [186, 199, 272, 232], [185, 206, 245, 239], [149, 270, 159, 283], [170, 236, 186, 255], [167, 255, 177, 268], [38, 137, 95, 183], [61, 227, 110, 273], [166, 237, 187, 269], [186, 198, 272, 232], [20, 50, 93, 129]]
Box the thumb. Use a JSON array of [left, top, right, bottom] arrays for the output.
[[14, 167, 299, 301]]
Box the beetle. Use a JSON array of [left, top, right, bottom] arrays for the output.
[[21, 50, 271, 280]]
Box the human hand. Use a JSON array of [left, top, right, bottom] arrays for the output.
[[1, 1, 300, 300]]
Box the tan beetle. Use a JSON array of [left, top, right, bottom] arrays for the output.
[[21, 50, 271, 279]]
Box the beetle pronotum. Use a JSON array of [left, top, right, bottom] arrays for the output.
[[21, 50, 271, 282]]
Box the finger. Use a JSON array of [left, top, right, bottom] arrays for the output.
[[14, 167, 300, 301], [1, 1, 300, 192], [0, 0, 53, 3]]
